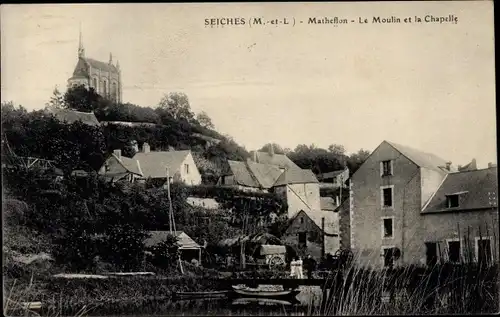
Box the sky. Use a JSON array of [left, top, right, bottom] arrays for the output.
[[1, 2, 496, 168]]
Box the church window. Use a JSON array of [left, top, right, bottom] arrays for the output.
[[103, 80, 107, 96], [112, 82, 117, 101], [93, 78, 97, 90]]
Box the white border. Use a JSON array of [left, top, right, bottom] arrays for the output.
[[381, 216, 395, 239], [380, 185, 395, 209], [475, 236, 494, 263], [445, 238, 462, 263], [381, 245, 396, 267]]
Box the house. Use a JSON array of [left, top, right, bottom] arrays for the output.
[[52, 108, 100, 126], [132, 143, 202, 186], [144, 231, 202, 264], [218, 159, 283, 192], [250, 145, 300, 172], [273, 168, 321, 218], [282, 208, 339, 260], [350, 140, 498, 268], [98, 149, 143, 183], [317, 167, 350, 189]]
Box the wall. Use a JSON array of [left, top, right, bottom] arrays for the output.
[[283, 210, 325, 260], [281, 183, 321, 218], [338, 199, 351, 249], [410, 209, 499, 265], [178, 153, 202, 186], [420, 167, 447, 209], [89, 66, 121, 102], [350, 141, 421, 268]]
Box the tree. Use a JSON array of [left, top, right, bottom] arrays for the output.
[[328, 144, 346, 156], [259, 143, 285, 155], [196, 111, 215, 129], [157, 92, 195, 123], [347, 149, 371, 174], [64, 85, 102, 112], [45, 87, 65, 112]]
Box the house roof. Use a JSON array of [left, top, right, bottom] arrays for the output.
[[273, 168, 318, 186], [320, 197, 337, 211], [318, 170, 344, 180], [290, 209, 338, 235], [144, 231, 201, 249], [253, 151, 300, 170], [386, 141, 453, 173], [226, 160, 283, 189], [132, 150, 191, 179], [103, 154, 142, 177], [423, 167, 498, 213], [52, 108, 100, 126]]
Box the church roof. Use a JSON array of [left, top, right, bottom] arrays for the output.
[[71, 57, 119, 78], [84, 58, 119, 73]]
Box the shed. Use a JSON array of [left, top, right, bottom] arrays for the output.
[[145, 231, 202, 264]]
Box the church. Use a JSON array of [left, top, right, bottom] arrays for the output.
[[67, 31, 122, 103]]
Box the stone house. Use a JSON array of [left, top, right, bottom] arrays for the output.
[[350, 140, 498, 268], [98, 149, 143, 183], [132, 143, 202, 186], [250, 145, 300, 172], [218, 159, 283, 193], [282, 207, 339, 260]]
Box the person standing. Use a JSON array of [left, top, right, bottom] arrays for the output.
[[290, 257, 297, 278], [297, 256, 304, 279]]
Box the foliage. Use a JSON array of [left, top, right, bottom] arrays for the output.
[[157, 92, 195, 123], [44, 86, 65, 111], [147, 234, 180, 269], [63, 84, 103, 112], [196, 111, 215, 129]]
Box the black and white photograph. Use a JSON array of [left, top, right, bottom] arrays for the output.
[[1, 1, 497, 316]]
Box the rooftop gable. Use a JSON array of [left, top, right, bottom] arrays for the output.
[[273, 168, 318, 186], [386, 141, 453, 173], [423, 167, 498, 213], [132, 150, 191, 179], [253, 151, 300, 170], [52, 108, 100, 126]]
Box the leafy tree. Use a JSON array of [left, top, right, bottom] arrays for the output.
[[45, 87, 65, 111], [259, 143, 285, 155], [147, 235, 180, 269], [157, 92, 195, 123], [64, 85, 102, 112], [196, 111, 215, 129], [328, 144, 346, 156]]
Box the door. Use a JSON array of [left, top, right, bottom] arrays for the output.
[[477, 239, 492, 266], [425, 242, 438, 267]]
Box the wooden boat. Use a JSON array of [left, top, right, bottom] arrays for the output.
[[231, 297, 299, 306], [231, 285, 300, 299], [173, 290, 230, 299]]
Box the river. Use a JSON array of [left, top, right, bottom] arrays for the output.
[[91, 286, 324, 316]]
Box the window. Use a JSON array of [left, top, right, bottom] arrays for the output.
[[93, 78, 98, 90], [382, 218, 394, 238], [382, 247, 394, 268], [381, 160, 393, 176], [300, 217, 304, 224], [184, 164, 189, 174], [425, 242, 438, 267], [381, 186, 393, 207], [476, 237, 492, 265], [298, 232, 307, 248], [447, 240, 461, 263], [103, 80, 107, 96], [447, 195, 459, 208]]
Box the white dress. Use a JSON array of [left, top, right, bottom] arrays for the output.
[[296, 259, 304, 279], [290, 260, 297, 278]]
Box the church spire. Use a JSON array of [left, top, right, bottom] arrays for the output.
[[109, 52, 113, 65], [78, 23, 85, 58]]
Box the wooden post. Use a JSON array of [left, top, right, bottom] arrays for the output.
[[321, 217, 325, 258]]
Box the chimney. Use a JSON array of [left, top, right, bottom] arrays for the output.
[[470, 158, 477, 170], [113, 149, 121, 159], [142, 142, 150, 153], [336, 195, 340, 207], [130, 140, 139, 152], [445, 161, 452, 171], [268, 144, 274, 156]]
